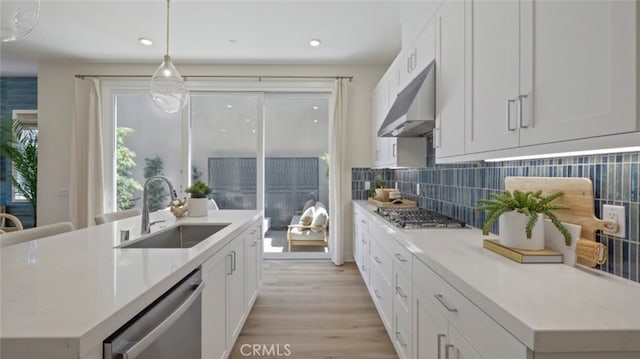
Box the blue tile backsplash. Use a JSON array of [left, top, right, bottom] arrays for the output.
[[352, 136, 640, 283]]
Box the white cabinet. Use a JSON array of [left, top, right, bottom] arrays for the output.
[[434, 0, 466, 159], [244, 221, 262, 310], [226, 235, 245, 349], [202, 246, 231, 359], [463, 0, 638, 155], [398, 20, 436, 91], [353, 206, 370, 285], [202, 219, 262, 359]]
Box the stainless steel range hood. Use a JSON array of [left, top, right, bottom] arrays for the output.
[[378, 60, 435, 137]]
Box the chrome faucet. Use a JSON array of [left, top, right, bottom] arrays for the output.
[[141, 176, 179, 234]]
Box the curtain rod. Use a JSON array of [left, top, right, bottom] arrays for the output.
[[74, 74, 353, 82]]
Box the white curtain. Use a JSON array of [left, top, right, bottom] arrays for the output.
[[329, 78, 349, 265], [69, 78, 105, 228]]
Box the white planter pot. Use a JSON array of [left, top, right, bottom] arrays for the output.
[[498, 211, 545, 250], [187, 198, 209, 217]]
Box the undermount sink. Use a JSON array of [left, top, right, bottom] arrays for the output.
[[120, 223, 230, 249]]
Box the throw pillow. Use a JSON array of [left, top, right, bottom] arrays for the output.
[[314, 201, 326, 211], [311, 207, 328, 232], [299, 207, 315, 226], [302, 198, 315, 213]]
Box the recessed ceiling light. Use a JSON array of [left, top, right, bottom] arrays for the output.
[[245, 118, 251, 122], [138, 37, 153, 46], [309, 39, 321, 47], [221, 128, 228, 132], [252, 129, 256, 133], [312, 106, 319, 110], [313, 119, 319, 123], [226, 104, 233, 109]]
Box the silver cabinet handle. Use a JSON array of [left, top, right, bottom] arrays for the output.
[[395, 286, 408, 299], [445, 344, 454, 359], [374, 289, 382, 299], [394, 253, 407, 262], [250, 240, 257, 247], [518, 94, 529, 128], [392, 143, 397, 157], [250, 229, 257, 235], [374, 256, 382, 264], [506, 98, 517, 131], [123, 281, 205, 359], [362, 265, 367, 272], [395, 331, 408, 347], [434, 126, 441, 149], [437, 334, 446, 359], [231, 250, 236, 272], [434, 294, 457, 312], [360, 219, 366, 224], [227, 253, 233, 275], [361, 238, 366, 244]]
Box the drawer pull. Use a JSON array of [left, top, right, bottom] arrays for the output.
[[395, 331, 408, 347], [374, 256, 382, 264], [362, 265, 367, 272], [434, 294, 457, 312], [445, 344, 454, 359], [437, 334, 446, 359], [395, 286, 408, 299], [361, 238, 366, 244], [394, 253, 407, 262], [374, 289, 382, 299], [250, 240, 257, 247], [360, 219, 367, 224]]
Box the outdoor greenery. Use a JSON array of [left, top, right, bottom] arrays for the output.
[[116, 127, 142, 210], [0, 118, 38, 224], [192, 165, 203, 182], [320, 153, 330, 178], [477, 190, 572, 245], [185, 180, 212, 198], [144, 156, 168, 212]]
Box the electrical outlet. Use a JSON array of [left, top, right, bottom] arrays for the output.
[[416, 183, 421, 195], [364, 181, 371, 190], [603, 204, 626, 238]]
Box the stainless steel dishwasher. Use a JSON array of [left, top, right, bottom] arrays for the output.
[[104, 268, 203, 359]]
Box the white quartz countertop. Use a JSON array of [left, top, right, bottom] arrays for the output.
[[354, 201, 640, 353], [1, 210, 261, 359]]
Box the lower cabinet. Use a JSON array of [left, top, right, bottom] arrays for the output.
[[202, 218, 263, 359]]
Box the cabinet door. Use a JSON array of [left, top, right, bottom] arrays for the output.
[[202, 251, 230, 359], [435, 0, 466, 159], [518, 0, 637, 145], [244, 234, 259, 309], [414, 287, 449, 359], [227, 238, 245, 348], [465, 0, 520, 153], [373, 80, 393, 167], [399, 21, 436, 91], [447, 324, 482, 359]]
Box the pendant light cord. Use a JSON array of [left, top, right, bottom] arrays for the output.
[[165, 0, 171, 56]]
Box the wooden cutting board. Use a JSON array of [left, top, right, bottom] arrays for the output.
[[367, 198, 417, 208], [505, 177, 617, 268], [504, 177, 617, 241]]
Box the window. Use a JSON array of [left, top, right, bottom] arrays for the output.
[[10, 110, 37, 203]]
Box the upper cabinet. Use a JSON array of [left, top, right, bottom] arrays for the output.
[[456, 0, 639, 159], [434, 0, 466, 159], [398, 20, 436, 92]]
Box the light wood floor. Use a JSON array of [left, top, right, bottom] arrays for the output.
[[230, 261, 398, 359]]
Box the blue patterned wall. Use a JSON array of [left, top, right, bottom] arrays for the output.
[[352, 135, 640, 283], [0, 77, 37, 228]]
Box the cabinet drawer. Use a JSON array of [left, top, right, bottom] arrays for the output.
[[370, 237, 393, 285], [413, 259, 528, 358], [393, 298, 412, 359], [394, 268, 412, 314], [370, 263, 393, 333], [387, 236, 413, 275], [354, 207, 370, 233]]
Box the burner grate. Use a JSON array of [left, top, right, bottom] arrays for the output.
[[376, 207, 466, 229]]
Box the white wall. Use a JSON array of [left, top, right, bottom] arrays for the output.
[[38, 62, 384, 258]]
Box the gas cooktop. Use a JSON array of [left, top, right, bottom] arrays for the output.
[[375, 207, 466, 229]]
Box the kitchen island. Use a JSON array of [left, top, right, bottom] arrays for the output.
[[353, 200, 640, 359], [1, 209, 262, 359]]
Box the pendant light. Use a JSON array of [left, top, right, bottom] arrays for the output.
[[150, 0, 188, 114], [0, 0, 41, 42]]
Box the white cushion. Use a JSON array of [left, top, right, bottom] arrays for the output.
[[289, 227, 326, 241], [311, 207, 328, 232], [299, 207, 315, 226], [302, 198, 315, 212], [314, 201, 326, 211]]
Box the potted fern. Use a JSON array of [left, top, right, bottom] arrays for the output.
[[477, 190, 571, 250], [185, 180, 212, 217]]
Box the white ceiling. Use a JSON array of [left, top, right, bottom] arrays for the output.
[[0, 0, 437, 76]]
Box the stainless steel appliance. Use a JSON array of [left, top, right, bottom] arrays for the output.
[[104, 269, 203, 359], [376, 207, 466, 229]]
